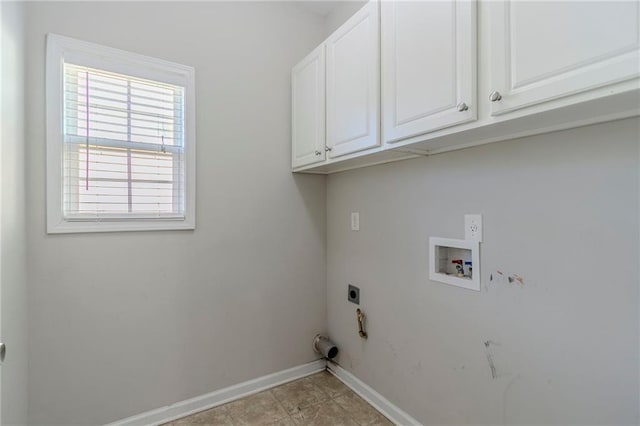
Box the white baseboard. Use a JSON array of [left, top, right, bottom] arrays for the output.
[[106, 359, 326, 426], [327, 361, 422, 426]]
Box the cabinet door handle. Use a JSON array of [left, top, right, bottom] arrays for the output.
[[489, 91, 502, 102], [0, 342, 6, 363], [456, 102, 469, 112], [314, 150, 322, 156], [325, 146, 332, 152]]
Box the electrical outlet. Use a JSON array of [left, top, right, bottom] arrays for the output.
[[465, 214, 482, 242], [348, 284, 360, 304], [351, 212, 360, 231]]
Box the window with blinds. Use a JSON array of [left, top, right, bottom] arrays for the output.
[[46, 33, 196, 233], [63, 64, 184, 219]]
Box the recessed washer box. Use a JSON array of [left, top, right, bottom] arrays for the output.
[[429, 237, 480, 291]]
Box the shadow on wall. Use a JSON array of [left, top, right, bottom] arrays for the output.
[[293, 173, 327, 239]]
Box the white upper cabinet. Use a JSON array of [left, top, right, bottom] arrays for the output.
[[381, 0, 477, 143], [292, 45, 326, 168], [326, 1, 380, 158], [292, 0, 640, 174], [489, 1, 640, 116]]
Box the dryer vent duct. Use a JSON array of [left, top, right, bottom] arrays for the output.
[[313, 334, 338, 360]]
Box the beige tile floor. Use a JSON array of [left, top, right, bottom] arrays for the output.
[[164, 371, 393, 426]]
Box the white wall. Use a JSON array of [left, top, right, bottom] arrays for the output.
[[24, 2, 327, 424], [0, 1, 29, 425], [324, 1, 367, 35], [326, 118, 640, 425]]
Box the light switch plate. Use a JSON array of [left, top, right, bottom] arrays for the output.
[[465, 214, 482, 242]]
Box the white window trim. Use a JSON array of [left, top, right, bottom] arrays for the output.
[[46, 33, 196, 234]]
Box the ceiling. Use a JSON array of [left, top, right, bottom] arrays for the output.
[[295, 0, 345, 17]]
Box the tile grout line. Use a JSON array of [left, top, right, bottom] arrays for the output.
[[293, 374, 332, 423], [268, 389, 296, 425], [315, 369, 371, 426], [325, 371, 392, 426], [275, 371, 354, 425], [297, 371, 374, 426], [322, 370, 381, 426], [270, 374, 329, 424]]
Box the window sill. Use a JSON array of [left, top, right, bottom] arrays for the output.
[[47, 219, 196, 234]]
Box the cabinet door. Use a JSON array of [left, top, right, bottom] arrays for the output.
[[292, 45, 326, 168], [326, 1, 380, 158], [382, 0, 476, 144], [489, 1, 640, 116]]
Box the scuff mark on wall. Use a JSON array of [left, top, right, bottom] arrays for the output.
[[489, 269, 525, 288], [484, 340, 499, 380], [486, 352, 498, 379], [502, 374, 521, 425], [385, 340, 398, 360]]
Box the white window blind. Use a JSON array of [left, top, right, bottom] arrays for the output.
[[63, 63, 185, 219]]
